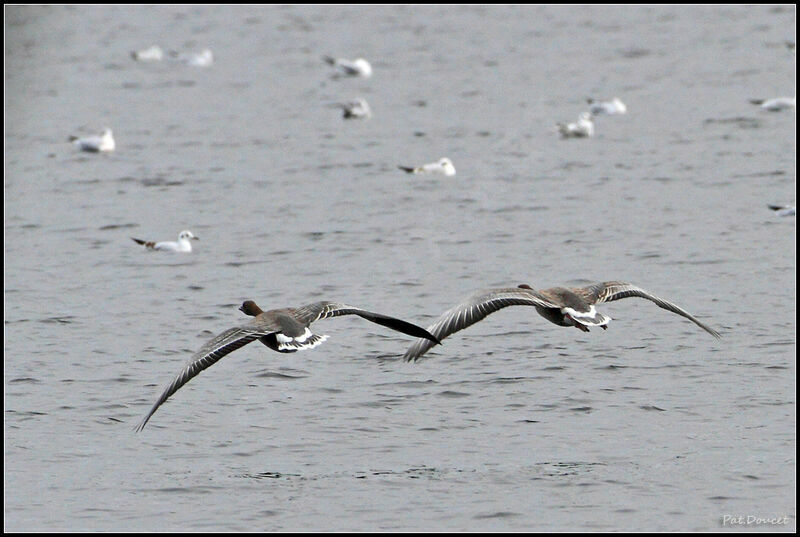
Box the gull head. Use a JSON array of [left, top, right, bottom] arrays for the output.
[[179, 230, 198, 241]]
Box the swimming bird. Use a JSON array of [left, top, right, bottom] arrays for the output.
[[398, 157, 456, 176], [557, 112, 594, 138], [131, 230, 198, 252], [130, 45, 164, 62], [403, 282, 721, 362], [69, 128, 115, 153], [323, 56, 372, 78], [135, 300, 440, 430], [749, 97, 796, 111], [170, 48, 214, 67], [338, 98, 372, 119], [587, 97, 627, 116], [767, 204, 796, 216]]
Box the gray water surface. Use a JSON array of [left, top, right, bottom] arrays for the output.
[[4, 5, 796, 532]]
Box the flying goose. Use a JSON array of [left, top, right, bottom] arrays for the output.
[[136, 300, 440, 430], [403, 282, 721, 362]]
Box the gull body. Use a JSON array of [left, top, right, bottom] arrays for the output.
[[323, 56, 372, 78], [398, 157, 456, 176], [70, 128, 115, 152], [557, 112, 594, 138], [587, 97, 627, 115], [131, 230, 199, 252]]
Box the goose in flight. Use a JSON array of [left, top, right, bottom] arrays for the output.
[[135, 300, 440, 430], [403, 282, 721, 362]]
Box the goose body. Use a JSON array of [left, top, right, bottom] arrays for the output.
[[136, 300, 439, 430], [403, 282, 721, 362]]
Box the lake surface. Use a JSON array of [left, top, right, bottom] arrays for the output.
[[4, 4, 796, 531]]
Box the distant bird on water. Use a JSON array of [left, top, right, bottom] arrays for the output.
[[135, 300, 440, 430], [398, 157, 456, 176], [131, 230, 198, 252], [323, 56, 372, 78], [587, 97, 627, 116], [557, 112, 594, 138], [767, 204, 796, 217], [338, 98, 372, 119], [403, 282, 721, 362], [749, 97, 795, 111], [69, 128, 115, 153], [130, 45, 164, 62]]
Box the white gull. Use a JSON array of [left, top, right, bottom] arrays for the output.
[[131, 230, 199, 252]]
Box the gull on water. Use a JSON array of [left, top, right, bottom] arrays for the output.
[[171, 48, 214, 67], [403, 281, 721, 362], [69, 128, 115, 152], [338, 98, 372, 119], [557, 112, 594, 138], [323, 56, 372, 78], [767, 204, 796, 217], [131, 230, 199, 252], [134, 300, 439, 430], [749, 97, 796, 111], [587, 97, 627, 115], [130, 45, 164, 62], [398, 157, 456, 176]]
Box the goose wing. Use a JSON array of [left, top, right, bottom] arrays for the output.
[[135, 318, 281, 431], [403, 287, 561, 362], [291, 301, 440, 344], [577, 281, 721, 338]]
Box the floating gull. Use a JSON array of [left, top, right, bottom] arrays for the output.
[[403, 282, 721, 362], [323, 56, 372, 78], [557, 112, 594, 138], [171, 48, 214, 67], [338, 98, 372, 119], [134, 300, 440, 430], [130, 45, 164, 62], [587, 97, 627, 115], [398, 157, 456, 176], [749, 97, 795, 111], [767, 204, 796, 217], [69, 128, 115, 153], [131, 230, 199, 252]]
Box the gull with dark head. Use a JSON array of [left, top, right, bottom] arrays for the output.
[[398, 157, 456, 176], [135, 300, 440, 430], [131, 230, 198, 252], [403, 282, 721, 362]]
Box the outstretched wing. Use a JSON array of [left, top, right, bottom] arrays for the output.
[[403, 287, 561, 362], [135, 321, 278, 432], [577, 281, 721, 338], [292, 301, 440, 345]]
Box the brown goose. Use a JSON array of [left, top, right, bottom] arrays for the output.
[[403, 282, 721, 362], [136, 300, 440, 431]]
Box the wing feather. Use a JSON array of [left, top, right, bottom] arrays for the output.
[[403, 287, 560, 362], [579, 281, 721, 338]]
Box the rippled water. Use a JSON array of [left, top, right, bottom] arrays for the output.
[[4, 5, 796, 531]]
